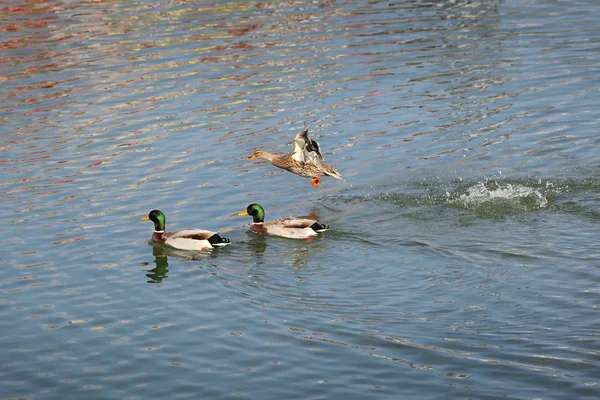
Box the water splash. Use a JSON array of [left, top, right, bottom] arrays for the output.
[[448, 181, 549, 216]]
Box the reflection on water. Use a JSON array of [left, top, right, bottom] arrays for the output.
[[143, 242, 224, 283], [244, 231, 268, 255], [145, 245, 170, 283]]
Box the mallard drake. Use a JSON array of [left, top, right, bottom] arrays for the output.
[[246, 128, 341, 188], [141, 210, 230, 251], [237, 203, 329, 239]]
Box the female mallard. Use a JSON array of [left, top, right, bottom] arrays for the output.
[[246, 128, 341, 188], [237, 203, 329, 239], [141, 210, 230, 251]]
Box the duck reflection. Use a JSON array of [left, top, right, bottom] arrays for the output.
[[146, 245, 170, 283], [144, 244, 211, 283], [245, 231, 268, 255], [284, 238, 332, 270], [284, 245, 310, 269]]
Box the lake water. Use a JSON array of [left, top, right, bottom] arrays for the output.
[[2, 0, 599, 399]]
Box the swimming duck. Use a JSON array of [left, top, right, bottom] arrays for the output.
[[246, 128, 341, 188], [236, 203, 329, 239], [141, 210, 230, 251]]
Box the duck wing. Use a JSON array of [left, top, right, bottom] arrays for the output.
[[296, 129, 342, 179], [166, 229, 218, 240], [292, 133, 306, 162], [279, 217, 319, 229], [293, 129, 323, 164], [281, 218, 329, 231], [166, 229, 230, 248], [258, 218, 317, 239]]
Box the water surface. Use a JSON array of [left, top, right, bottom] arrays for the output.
[[2, 1, 599, 399]]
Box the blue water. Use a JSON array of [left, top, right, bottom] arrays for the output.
[[2, 1, 599, 399]]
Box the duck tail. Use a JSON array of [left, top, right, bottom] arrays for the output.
[[208, 233, 231, 247], [325, 166, 342, 180], [310, 222, 329, 232]]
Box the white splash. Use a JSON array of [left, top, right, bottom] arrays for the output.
[[451, 182, 548, 211]]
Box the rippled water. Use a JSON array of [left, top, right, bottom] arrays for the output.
[[2, 1, 599, 399]]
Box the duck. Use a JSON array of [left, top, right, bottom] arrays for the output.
[[141, 209, 231, 251], [237, 203, 329, 239], [246, 128, 341, 188]]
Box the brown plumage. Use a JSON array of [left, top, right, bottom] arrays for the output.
[[246, 129, 341, 188]]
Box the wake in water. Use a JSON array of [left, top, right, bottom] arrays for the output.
[[329, 178, 566, 220], [447, 181, 550, 215], [327, 176, 600, 222]]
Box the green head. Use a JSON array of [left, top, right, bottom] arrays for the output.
[[237, 203, 265, 223], [141, 209, 166, 231]]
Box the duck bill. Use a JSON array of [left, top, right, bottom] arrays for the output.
[[140, 216, 150, 221], [246, 154, 257, 160], [236, 210, 249, 216]]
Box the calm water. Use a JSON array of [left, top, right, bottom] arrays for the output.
[[2, 0, 599, 399]]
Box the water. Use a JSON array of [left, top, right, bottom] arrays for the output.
[[2, 0, 599, 398]]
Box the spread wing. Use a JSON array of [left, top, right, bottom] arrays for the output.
[[290, 128, 342, 180], [293, 129, 323, 164], [292, 134, 306, 162]]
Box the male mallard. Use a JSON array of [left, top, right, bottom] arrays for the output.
[[237, 203, 329, 239], [246, 128, 341, 188], [141, 210, 230, 251]]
